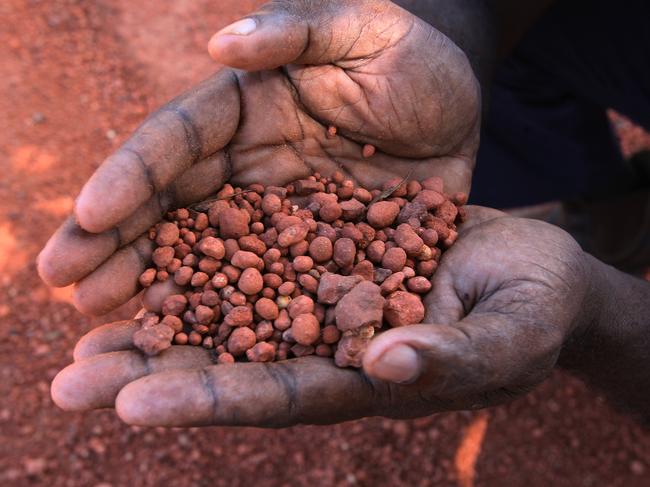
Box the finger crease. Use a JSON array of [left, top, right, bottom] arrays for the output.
[[263, 363, 299, 424], [164, 106, 203, 165], [199, 368, 219, 425], [123, 148, 157, 194]]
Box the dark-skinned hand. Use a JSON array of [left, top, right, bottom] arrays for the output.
[[38, 0, 480, 316], [51, 207, 595, 427]]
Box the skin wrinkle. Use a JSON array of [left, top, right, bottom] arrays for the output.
[[199, 368, 220, 426], [164, 105, 203, 163], [262, 362, 299, 424], [122, 147, 156, 195], [130, 236, 154, 269]]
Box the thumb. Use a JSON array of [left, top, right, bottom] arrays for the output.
[[363, 315, 563, 400], [208, 1, 408, 71]]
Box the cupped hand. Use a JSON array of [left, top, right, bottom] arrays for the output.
[[51, 207, 595, 427], [38, 0, 480, 316]]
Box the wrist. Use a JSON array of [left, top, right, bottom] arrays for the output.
[[557, 252, 610, 369], [558, 252, 650, 418]]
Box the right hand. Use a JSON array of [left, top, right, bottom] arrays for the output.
[[51, 207, 594, 427], [38, 0, 480, 316]]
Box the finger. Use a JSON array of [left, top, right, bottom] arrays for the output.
[[73, 320, 141, 361], [75, 71, 240, 233], [115, 356, 381, 427], [72, 235, 154, 315], [208, 0, 411, 70], [363, 314, 564, 402], [38, 152, 229, 288], [51, 346, 214, 411]]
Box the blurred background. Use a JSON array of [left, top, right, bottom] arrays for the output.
[[1, 1, 649, 486]]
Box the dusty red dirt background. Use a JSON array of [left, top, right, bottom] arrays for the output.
[[1, 1, 649, 486]]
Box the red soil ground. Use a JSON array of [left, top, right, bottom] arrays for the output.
[[1, 1, 649, 486]]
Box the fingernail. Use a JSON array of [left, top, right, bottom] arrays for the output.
[[373, 344, 420, 384], [217, 18, 257, 36]]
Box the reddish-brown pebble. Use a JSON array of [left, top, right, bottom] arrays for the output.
[[298, 273, 319, 294], [335, 281, 385, 331], [407, 276, 432, 294], [277, 223, 309, 247], [246, 342, 276, 362], [335, 334, 369, 368], [139, 268, 156, 287], [173, 266, 193, 286], [174, 332, 189, 345], [316, 272, 363, 304], [435, 200, 458, 225], [225, 306, 253, 327], [321, 325, 341, 344], [156, 222, 180, 246], [384, 291, 425, 327], [188, 331, 203, 346], [315, 344, 333, 357], [319, 202, 342, 223], [417, 260, 438, 278], [190, 271, 209, 287], [277, 281, 295, 297], [352, 260, 374, 281], [293, 256, 314, 273], [309, 236, 333, 263], [362, 144, 376, 158], [291, 344, 315, 357], [227, 327, 256, 356], [261, 193, 282, 215], [291, 313, 320, 346], [352, 188, 373, 204], [219, 208, 250, 239], [380, 271, 404, 295], [262, 273, 282, 289], [167, 258, 182, 274], [382, 247, 407, 272], [231, 250, 261, 269], [152, 246, 174, 267], [366, 240, 386, 264], [218, 352, 235, 364], [255, 297, 279, 320], [339, 199, 365, 221], [394, 223, 425, 256], [333, 238, 355, 268], [255, 321, 274, 341], [229, 291, 247, 307], [133, 324, 174, 356], [211, 272, 229, 289], [238, 235, 266, 256], [274, 309, 292, 331], [161, 315, 183, 333], [367, 201, 400, 228], [195, 305, 215, 324], [237, 268, 263, 295], [201, 290, 220, 307], [288, 295, 314, 319]]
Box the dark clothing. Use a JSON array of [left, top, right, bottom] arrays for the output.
[[471, 0, 650, 208]]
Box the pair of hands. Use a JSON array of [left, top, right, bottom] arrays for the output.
[[43, 0, 592, 426]]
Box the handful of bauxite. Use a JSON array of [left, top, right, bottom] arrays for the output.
[[134, 171, 467, 368]]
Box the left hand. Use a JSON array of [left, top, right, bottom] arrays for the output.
[[38, 0, 480, 316], [51, 207, 595, 426]]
